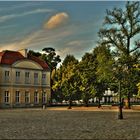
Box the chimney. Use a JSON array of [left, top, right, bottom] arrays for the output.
[[18, 49, 28, 58]]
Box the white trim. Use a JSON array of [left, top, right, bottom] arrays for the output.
[[4, 91, 10, 103], [25, 91, 30, 104], [15, 91, 20, 103], [34, 91, 39, 104]]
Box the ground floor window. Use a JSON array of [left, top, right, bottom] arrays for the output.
[[34, 91, 39, 104], [42, 92, 47, 104], [25, 91, 30, 103], [4, 91, 10, 103], [15, 91, 20, 103]]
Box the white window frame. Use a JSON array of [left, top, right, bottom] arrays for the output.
[[4, 91, 10, 103], [25, 91, 30, 104], [34, 73, 38, 85], [25, 72, 30, 84], [15, 71, 20, 83], [5, 71, 10, 82], [15, 91, 20, 103], [42, 74, 46, 85], [42, 92, 47, 104], [34, 91, 39, 104]]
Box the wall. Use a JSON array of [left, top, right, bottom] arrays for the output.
[[0, 59, 51, 108]]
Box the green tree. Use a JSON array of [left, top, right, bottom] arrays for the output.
[[52, 66, 64, 102], [99, 1, 140, 57], [53, 54, 80, 109], [62, 54, 78, 67], [28, 50, 42, 57], [98, 1, 140, 108], [93, 45, 114, 107], [42, 47, 61, 72], [77, 52, 96, 107], [135, 64, 140, 98], [62, 59, 80, 109], [94, 45, 114, 82]]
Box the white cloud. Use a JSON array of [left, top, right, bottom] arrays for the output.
[[66, 40, 84, 46], [0, 8, 53, 23], [44, 12, 69, 29], [0, 18, 96, 62], [0, 2, 42, 12], [56, 39, 94, 61], [0, 24, 16, 30], [0, 30, 41, 51]]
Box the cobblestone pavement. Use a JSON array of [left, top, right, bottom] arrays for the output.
[[0, 107, 140, 139]]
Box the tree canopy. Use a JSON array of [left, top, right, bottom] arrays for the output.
[[28, 2, 140, 108]]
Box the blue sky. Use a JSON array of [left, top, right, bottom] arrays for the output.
[[0, 1, 126, 61]]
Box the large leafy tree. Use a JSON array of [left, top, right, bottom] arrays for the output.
[[53, 54, 80, 109], [42, 47, 61, 72], [135, 64, 140, 98], [93, 45, 114, 107], [28, 48, 61, 73], [98, 1, 140, 108], [98, 1, 140, 57], [28, 50, 42, 57], [61, 55, 80, 109], [77, 52, 96, 107], [52, 66, 64, 103], [62, 54, 78, 67], [94, 45, 114, 83]]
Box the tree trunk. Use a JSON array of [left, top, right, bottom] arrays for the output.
[[68, 99, 72, 109], [84, 100, 89, 107], [98, 98, 101, 108], [127, 94, 131, 109]]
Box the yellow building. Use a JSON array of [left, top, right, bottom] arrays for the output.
[[0, 49, 51, 108]]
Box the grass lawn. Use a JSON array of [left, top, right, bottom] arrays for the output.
[[0, 107, 140, 139]]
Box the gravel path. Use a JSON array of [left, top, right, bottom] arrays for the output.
[[0, 107, 140, 139]]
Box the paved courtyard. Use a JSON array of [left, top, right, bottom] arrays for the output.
[[0, 107, 140, 139]]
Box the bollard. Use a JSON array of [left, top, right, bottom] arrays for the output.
[[43, 105, 46, 109]]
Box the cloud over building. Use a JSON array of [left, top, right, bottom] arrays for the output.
[[44, 12, 69, 30]]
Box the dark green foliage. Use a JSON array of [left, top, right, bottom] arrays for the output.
[[28, 50, 41, 57], [62, 54, 78, 67], [29, 2, 140, 108], [42, 47, 61, 72], [98, 1, 140, 108]]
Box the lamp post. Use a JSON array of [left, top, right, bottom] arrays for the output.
[[112, 64, 123, 119]]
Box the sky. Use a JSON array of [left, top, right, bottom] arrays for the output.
[[0, 1, 126, 61]]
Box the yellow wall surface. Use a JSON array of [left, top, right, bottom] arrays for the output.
[[13, 60, 43, 70], [0, 59, 51, 108]]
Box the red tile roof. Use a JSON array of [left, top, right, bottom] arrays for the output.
[[0, 50, 49, 70]]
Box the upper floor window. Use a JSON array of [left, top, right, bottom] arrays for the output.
[[25, 72, 30, 84], [34, 73, 38, 85], [5, 71, 10, 82], [15, 91, 20, 103], [42, 74, 46, 85], [15, 71, 20, 83], [4, 91, 10, 103], [25, 91, 30, 103]]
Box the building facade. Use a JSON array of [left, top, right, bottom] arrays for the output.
[[0, 49, 51, 108]]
